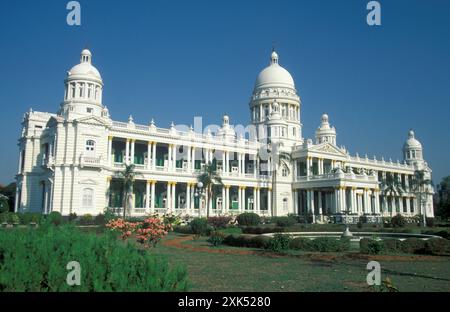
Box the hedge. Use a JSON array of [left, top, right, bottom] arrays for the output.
[[0, 224, 188, 291]]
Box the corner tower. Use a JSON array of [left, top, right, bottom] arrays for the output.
[[249, 50, 302, 148], [59, 49, 109, 120]]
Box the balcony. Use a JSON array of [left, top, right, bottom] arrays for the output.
[[296, 172, 378, 183], [80, 155, 102, 168]]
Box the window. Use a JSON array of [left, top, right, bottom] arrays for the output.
[[87, 107, 93, 114], [86, 140, 95, 156], [82, 188, 94, 208], [282, 166, 288, 177], [283, 198, 288, 211]]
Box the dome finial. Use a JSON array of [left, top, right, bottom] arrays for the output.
[[80, 48, 92, 64], [270, 49, 279, 65]]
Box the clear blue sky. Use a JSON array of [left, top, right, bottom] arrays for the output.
[[0, 0, 449, 185]]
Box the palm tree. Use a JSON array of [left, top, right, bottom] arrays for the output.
[[119, 164, 136, 219], [381, 173, 403, 216], [197, 159, 223, 218], [268, 143, 291, 217], [410, 170, 433, 227]]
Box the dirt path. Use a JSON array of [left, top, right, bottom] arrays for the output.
[[162, 235, 258, 255]]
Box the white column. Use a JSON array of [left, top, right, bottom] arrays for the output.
[[187, 146, 191, 172], [238, 187, 242, 212], [186, 183, 191, 213], [168, 145, 172, 170], [253, 187, 257, 211], [125, 139, 130, 164], [147, 142, 152, 170], [238, 153, 242, 176], [293, 161, 298, 180], [399, 196, 404, 214], [334, 188, 340, 214], [374, 189, 380, 214], [173, 144, 177, 170], [341, 187, 347, 213], [363, 188, 369, 214], [406, 196, 411, 214], [166, 182, 171, 210], [145, 181, 150, 213], [191, 147, 196, 171], [318, 191, 323, 215], [267, 188, 272, 216], [306, 157, 311, 177], [172, 183, 176, 210], [294, 190, 299, 215], [108, 137, 113, 166], [152, 142, 157, 170], [225, 186, 230, 213], [150, 181, 156, 213], [130, 139, 135, 164], [221, 186, 226, 213], [256, 187, 261, 214]]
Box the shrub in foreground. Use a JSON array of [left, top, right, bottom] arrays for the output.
[[0, 225, 188, 291], [360, 238, 385, 255], [46, 211, 63, 226], [267, 234, 292, 253], [391, 214, 407, 228], [207, 216, 232, 229], [207, 231, 226, 246], [189, 218, 209, 236], [236, 213, 261, 226], [272, 216, 297, 227], [289, 237, 350, 252]]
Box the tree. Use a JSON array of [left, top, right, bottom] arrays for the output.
[[410, 170, 433, 227], [0, 194, 9, 213], [381, 173, 403, 216], [0, 182, 16, 212], [436, 176, 450, 219], [197, 160, 223, 218], [119, 164, 136, 219]]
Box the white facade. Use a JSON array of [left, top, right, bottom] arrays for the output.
[[14, 49, 435, 222]]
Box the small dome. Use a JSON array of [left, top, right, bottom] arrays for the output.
[[404, 130, 422, 149], [254, 50, 295, 90], [67, 49, 102, 81]]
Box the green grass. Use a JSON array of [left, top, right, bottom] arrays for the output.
[[151, 233, 450, 292]]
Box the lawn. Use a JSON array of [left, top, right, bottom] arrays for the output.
[[151, 233, 450, 292]]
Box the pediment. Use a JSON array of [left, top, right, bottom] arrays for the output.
[[309, 142, 347, 156], [78, 179, 98, 186], [75, 115, 109, 127]]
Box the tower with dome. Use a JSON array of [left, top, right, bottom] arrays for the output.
[[14, 48, 435, 222]]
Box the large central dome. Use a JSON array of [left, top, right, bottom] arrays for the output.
[[254, 51, 295, 90]]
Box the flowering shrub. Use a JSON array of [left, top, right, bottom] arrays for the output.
[[106, 217, 171, 247]]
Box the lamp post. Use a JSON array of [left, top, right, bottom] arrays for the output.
[[194, 181, 204, 217]]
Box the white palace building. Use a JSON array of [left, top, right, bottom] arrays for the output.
[[14, 49, 434, 222]]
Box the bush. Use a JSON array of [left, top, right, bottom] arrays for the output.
[[94, 213, 106, 226], [360, 238, 385, 255], [272, 216, 296, 227], [383, 239, 403, 253], [400, 238, 427, 254], [242, 226, 285, 234], [236, 213, 261, 226], [0, 196, 9, 213], [78, 214, 94, 226], [19, 212, 42, 225], [46, 211, 63, 226], [426, 218, 435, 227], [0, 224, 188, 291], [391, 214, 407, 227], [173, 225, 192, 234], [207, 216, 232, 229], [307, 237, 350, 252], [289, 237, 310, 250], [424, 238, 450, 255], [248, 235, 271, 249], [189, 218, 209, 236], [68, 213, 78, 222], [0, 212, 19, 224], [267, 234, 292, 253], [207, 231, 226, 246]]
